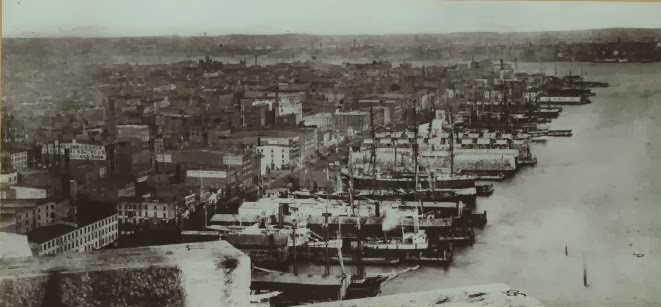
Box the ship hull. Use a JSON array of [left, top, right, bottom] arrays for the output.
[[352, 175, 475, 190]]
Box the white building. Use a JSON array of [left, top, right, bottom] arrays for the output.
[[277, 100, 303, 124], [303, 113, 333, 131], [116, 198, 180, 233], [33, 214, 119, 255], [258, 145, 292, 175], [4, 185, 51, 200], [0, 172, 18, 185], [257, 136, 300, 175]]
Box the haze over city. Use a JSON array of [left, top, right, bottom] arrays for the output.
[[3, 0, 661, 37]]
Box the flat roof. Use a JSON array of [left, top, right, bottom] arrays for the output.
[[0, 241, 245, 277], [27, 224, 77, 244], [301, 283, 542, 307]]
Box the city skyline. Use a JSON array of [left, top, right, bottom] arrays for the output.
[[3, 0, 661, 37]]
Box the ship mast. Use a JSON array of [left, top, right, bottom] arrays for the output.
[[447, 95, 455, 176], [413, 97, 419, 198], [369, 101, 378, 195]]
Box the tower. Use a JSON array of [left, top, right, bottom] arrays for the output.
[[104, 97, 117, 137]]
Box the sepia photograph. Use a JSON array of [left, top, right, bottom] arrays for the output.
[[0, 0, 660, 306]]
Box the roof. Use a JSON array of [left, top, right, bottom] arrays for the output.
[[0, 232, 32, 259], [27, 223, 77, 244], [82, 176, 134, 189], [9, 184, 51, 190], [302, 283, 543, 307], [0, 198, 65, 210], [0, 241, 246, 278]]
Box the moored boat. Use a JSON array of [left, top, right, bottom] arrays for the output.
[[475, 182, 494, 196]]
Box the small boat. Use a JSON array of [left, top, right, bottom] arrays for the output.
[[475, 182, 494, 196], [291, 190, 314, 198], [633, 253, 645, 258], [547, 130, 573, 137], [530, 136, 548, 143], [475, 173, 506, 181], [518, 156, 538, 167]]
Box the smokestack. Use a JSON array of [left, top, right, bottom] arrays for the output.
[[278, 203, 284, 228], [64, 148, 70, 169], [105, 97, 117, 137]]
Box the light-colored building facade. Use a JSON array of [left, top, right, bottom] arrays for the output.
[[12, 199, 72, 234], [257, 136, 300, 175], [303, 113, 333, 131], [333, 111, 369, 132], [7, 185, 51, 200], [0, 172, 18, 185], [1, 150, 28, 171], [35, 214, 119, 255]]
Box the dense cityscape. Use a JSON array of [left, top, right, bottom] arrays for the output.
[[1, 3, 661, 307]]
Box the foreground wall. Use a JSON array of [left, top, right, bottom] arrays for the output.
[[0, 240, 250, 307], [301, 283, 543, 307]]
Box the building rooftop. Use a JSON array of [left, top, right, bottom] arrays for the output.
[[0, 232, 32, 259], [300, 283, 543, 307], [0, 198, 65, 210], [0, 240, 245, 275], [27, 223, 77, 244]]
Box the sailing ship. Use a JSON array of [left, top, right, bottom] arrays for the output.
[[350, 95, 481, 200]]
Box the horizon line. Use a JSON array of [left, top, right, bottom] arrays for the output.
[[3, 27, 661, 40]]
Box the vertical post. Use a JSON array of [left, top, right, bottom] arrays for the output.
[[324, 208, 330, 277], [356, 216, 364, 279], [292, 220, 298, 275]]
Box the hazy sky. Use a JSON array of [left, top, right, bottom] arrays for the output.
[[3, 0, 661, 37]]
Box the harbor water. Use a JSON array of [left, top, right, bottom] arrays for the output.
[[294, 62, 661, 307]]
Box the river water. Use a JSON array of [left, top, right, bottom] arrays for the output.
[[290, 62, 661, 307]]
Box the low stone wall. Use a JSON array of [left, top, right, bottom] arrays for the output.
[[0, 240, 250, 307]]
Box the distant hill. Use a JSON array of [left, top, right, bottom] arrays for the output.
[[2, 28, 659, 61]]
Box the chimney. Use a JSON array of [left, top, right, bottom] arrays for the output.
[[278, 203, 284, 228]]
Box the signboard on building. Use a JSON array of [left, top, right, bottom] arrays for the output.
[[184, 194, 196, 207], [42, 143, 107, 161], [186, 170, 227, 179]]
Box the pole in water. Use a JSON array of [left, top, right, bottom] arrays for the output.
[[582, 254, 589, 288], [565, 245, 568, 256]]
